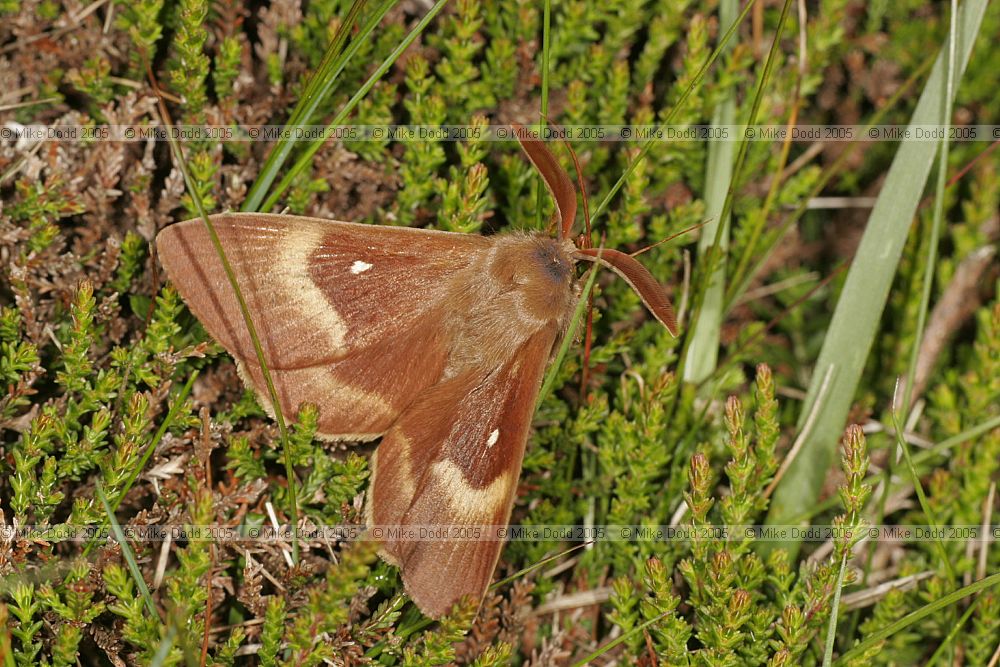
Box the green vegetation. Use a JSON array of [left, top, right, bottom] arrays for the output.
[[1, 0, 998, 664]]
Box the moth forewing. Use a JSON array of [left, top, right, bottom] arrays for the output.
[[156, 213, 484, 439]]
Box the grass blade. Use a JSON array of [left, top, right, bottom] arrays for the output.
[[892, 406, 957, 580], [537, 265, 600, 406], [765, 0, 989, 550], [242, 0, 395, 211], [899, 0, 959, 418], [534, 0, 552, 230], [589, 0, 758, 226], [258, 0, 450, 213], [822, 553, 850, 667], [832, 571, 1000, 665], [723, 50, 937, 311], [96, 481, 158, 619], [677, 0, 793, 389], [682, 0, 739, 382], [153, 91, 302, 563], [149, 626, 177, 667], [925, 593, 983, 665], [571, 611, 672, 667]]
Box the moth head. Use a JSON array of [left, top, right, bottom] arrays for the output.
[[490, 234, 578, 325], [513, 125, 680, 336]]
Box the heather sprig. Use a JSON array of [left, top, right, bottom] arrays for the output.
[[436, 115, 492, 233], [401, 596, 478, 666], [281, 541, 379, 664], [258, 596, 286, 667], [36, 562, 105, 665], [0, 306, 40, 423], [395, 55, 448, 226], [104, 563, 163, 661], [169, 0, 210, 121], [213, 35, 243, 112], [116, 0, 166, 74], [432, 0, 487, 119], [66, 56, 116, 108]]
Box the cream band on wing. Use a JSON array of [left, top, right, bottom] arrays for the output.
[[275, 223, 349, 353], [429, 459, 514, 522]]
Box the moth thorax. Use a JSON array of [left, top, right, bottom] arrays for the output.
[[490, 234, 577, 326]]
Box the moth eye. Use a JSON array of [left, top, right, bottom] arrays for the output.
[[535, 249, 571, 285]]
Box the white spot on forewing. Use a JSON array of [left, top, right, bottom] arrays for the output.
[[350, 259, 373, 274], [486, 429, 500, 448], [277, 226, 346, 350]]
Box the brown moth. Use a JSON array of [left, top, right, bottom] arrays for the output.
[[155, 128, 678, 617]]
